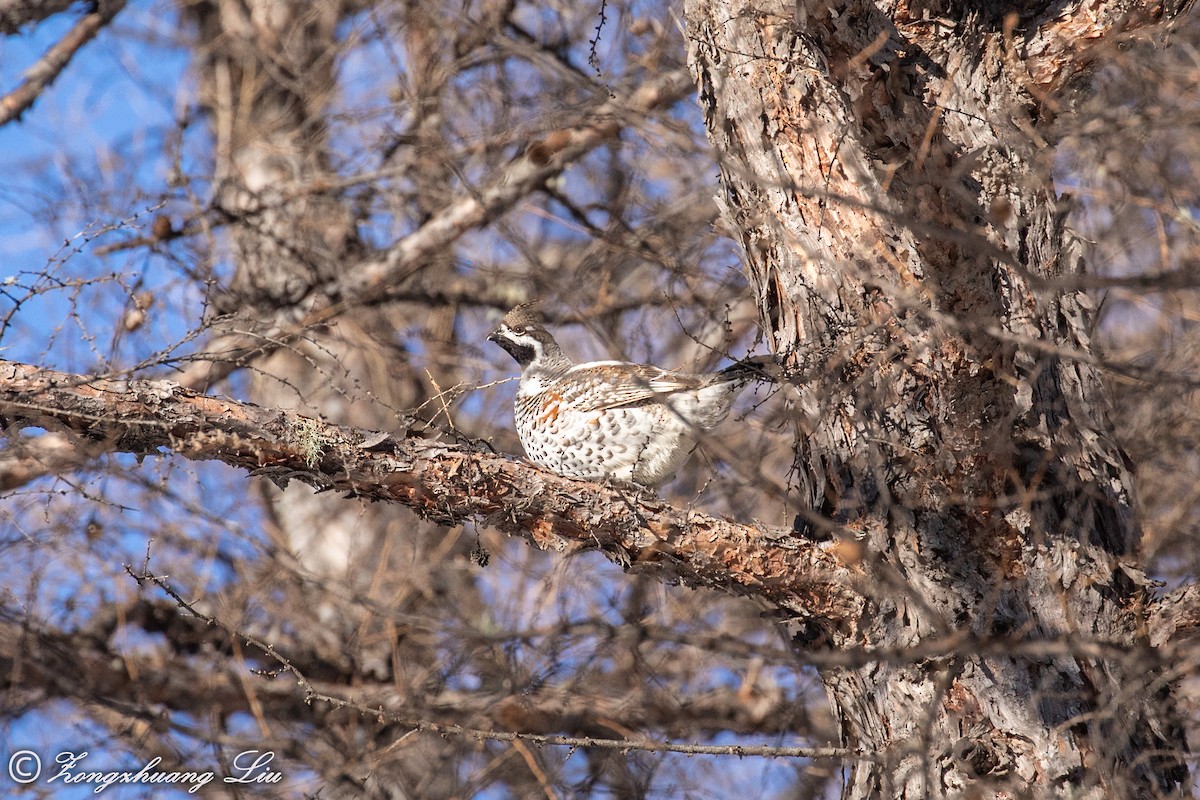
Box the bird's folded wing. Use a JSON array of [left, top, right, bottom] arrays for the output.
[[563, 361, 708, 411]]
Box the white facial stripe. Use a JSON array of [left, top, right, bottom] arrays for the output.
[[568, 360, 631, 371], [509, 332, 540, 349]]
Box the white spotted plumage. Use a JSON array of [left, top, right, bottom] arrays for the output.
[[488, 305, 769, 488]]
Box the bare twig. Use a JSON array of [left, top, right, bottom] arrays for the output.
[[119, 538, 856, 761], [174, 67, 694, 390]]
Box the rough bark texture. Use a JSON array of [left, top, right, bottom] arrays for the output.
[[684, 0, 1192, 796], [0, 359, 857, 620]]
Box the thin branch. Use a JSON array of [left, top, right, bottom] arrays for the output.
[[129, 564, 859, 762], [174, 67, 694, 390]]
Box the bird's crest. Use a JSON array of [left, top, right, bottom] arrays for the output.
[[498, 302, 543, 331]]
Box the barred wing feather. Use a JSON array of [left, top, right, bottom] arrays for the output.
[[562, 361, 710, 412]]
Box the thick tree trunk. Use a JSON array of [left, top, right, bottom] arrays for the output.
[[685, 1, 1190, 796]]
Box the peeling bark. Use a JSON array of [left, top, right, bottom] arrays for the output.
[[0, 359, 859, 625], [685, 0, 1192, 796]]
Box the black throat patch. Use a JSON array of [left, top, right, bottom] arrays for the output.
[[496, 338, 537, 367]]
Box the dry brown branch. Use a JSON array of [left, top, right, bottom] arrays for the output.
[[0, 358, 860, 626], [0, 429, 81, 489], [0, 592, 836, 755], [5, 0, 1200, 794]]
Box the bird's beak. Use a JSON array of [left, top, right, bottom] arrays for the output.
[[486, 329, 499, 343]]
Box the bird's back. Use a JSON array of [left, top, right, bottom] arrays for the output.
[[513, 360, 752, 487]]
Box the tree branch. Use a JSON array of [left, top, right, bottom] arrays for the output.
[[0, 595, 828, 747], [176, 67, 695, 390], [0, 358, 861, 628], [0, 0, 127, 126], [0, 0, 76, 35]]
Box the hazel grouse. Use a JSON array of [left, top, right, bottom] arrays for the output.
[[488, 305, 771, 488]]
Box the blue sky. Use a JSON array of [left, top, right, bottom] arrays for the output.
[[0, 1, 192, 373]]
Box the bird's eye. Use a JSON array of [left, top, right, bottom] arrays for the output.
[[511, 326, 526, 335]]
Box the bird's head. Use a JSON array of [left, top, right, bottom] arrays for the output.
[[487, 304, 562, 369]]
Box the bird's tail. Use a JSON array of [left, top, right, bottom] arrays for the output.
[[717, 354, 780, 384]]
